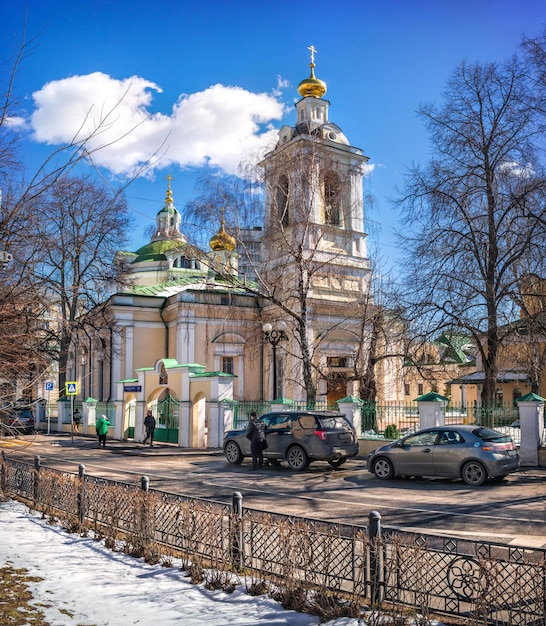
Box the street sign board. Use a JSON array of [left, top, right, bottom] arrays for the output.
[[45, 382, 54, 391], [65, 382, 78, 396], [124, 385, 142, 392]]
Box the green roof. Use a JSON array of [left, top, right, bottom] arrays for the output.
[[517, 392, 545, 402], [434, 333, 475, 364], [130, 275, 206, 296], [336, 395, 363, 404], [190, 371, 236, 378], [133, 239, 188, 263], [163, 358, 181, 369], [414, 391, 450, 402]]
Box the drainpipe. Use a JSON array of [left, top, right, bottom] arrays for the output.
[[159, 297, 169, 358], [257, 300, 264, 401], [107, 328, 113, 402]]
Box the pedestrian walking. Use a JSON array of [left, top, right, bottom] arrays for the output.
[[245, 411, 267, 469], [96, 414, 110, 449], [143, 410, 156, 447], [72, 409, 81, 434]]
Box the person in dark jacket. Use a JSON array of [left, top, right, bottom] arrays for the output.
[[245, 411, 267, 469], [143, 410, 156, 447], [72, 409, 81, 434]]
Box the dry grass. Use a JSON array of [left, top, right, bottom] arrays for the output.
[[0, 565, 51, 626]]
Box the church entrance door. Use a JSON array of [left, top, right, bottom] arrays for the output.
[[327, 373, 347, 407]]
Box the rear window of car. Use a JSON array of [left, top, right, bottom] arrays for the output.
[[472, 427, 511, 443], [297, 415, 317, 429], [317, 416, 353, 431]]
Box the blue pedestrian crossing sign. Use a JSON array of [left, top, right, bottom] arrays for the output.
[[66, 382, 78, 396]]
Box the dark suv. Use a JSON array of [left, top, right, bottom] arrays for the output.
[[223, 410, 359, 470]]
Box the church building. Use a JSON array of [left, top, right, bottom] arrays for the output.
[[72, 50, 403, 446]]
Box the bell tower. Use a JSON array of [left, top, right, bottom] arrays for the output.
[[260, 46, 371, 303]]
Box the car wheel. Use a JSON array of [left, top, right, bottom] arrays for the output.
[[224, 441, 244, 465], [286, 445, 310, 471], [372, 457, 395, 480], [327, 457, 347, 468], [461, 461, 487, 486]]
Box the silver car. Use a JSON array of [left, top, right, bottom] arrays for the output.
[[223, 410, 359, 471], [367, 425, 519, 486]]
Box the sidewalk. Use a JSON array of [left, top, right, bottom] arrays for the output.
[[1, 431, 224, 457]]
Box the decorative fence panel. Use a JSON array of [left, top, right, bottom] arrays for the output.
[[382, 530, 546, 625], [227, 401, 275, 428], [226, 400, 526, 441], [1, 453, 544, 625], [94, 402, 117, 426], [360, 402, 525, 442]]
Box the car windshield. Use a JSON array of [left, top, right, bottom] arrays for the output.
[[318, 416, 352, 431], [473, 427, 511, 443]]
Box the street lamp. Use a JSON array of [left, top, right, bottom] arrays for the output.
[[262, 321, 287, 400]]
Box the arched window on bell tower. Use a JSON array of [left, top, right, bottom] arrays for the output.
[[323, 170, 341, 226], [277, 174, 289, 227]]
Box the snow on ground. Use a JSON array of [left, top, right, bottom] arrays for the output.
[[0, 499, 446, 625]]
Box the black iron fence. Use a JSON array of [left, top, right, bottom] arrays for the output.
[[1, 452, 544, 625]]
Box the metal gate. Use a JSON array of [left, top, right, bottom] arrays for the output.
[[154, 392, 180, 443]]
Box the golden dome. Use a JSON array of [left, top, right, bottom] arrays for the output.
[[209, 221, 236, 252], [298, 64, 327, 98], [298, 46, 326, 98]]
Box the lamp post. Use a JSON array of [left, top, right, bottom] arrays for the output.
[[262, 321, 287, 400]]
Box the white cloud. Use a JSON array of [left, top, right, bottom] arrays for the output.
[[499, 160, 535, 178], [29, 72, 287, 177], [5, 116, 28, 129]]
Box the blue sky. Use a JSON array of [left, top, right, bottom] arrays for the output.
[[3, 0, 546, 268]]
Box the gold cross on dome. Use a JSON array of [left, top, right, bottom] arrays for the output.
[[308, 45, 317, 65], [165, 173, 174, 189]]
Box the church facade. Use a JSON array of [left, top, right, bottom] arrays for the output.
[[71, 52, 403, 446]]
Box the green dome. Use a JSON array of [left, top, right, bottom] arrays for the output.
[[133, 239, 186, 263]]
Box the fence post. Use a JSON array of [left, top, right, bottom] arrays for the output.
[[369, 510, 383, 605], [77, 464, 86, 524], [141, 476, 149, 492], [33, 455, 41, 506], [0, 450, 7, 494], [231, 491, 243, 571]]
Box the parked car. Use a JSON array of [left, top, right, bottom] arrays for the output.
[[366, 425, 519, 486], [223, 410, 359, 470], [4, 407, 35, 434]]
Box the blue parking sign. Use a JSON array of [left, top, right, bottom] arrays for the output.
[[45, 382, 54, 391]]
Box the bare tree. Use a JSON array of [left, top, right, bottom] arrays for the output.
[[0, 27, 164, 403], [31, 175, 132, 396], [505, 273, 546, 395], [395, 56, 546, 406]]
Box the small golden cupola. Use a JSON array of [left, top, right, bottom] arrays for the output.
[[298, 45, 327, 99], [209, 213, 236, 252]]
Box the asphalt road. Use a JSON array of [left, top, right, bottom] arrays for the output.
[[2, 433, 545, 549]]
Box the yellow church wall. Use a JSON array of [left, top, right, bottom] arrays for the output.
[[132, 326, 167, 372], [163, 371, 183, 396], [190, 380, 210, 399]]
